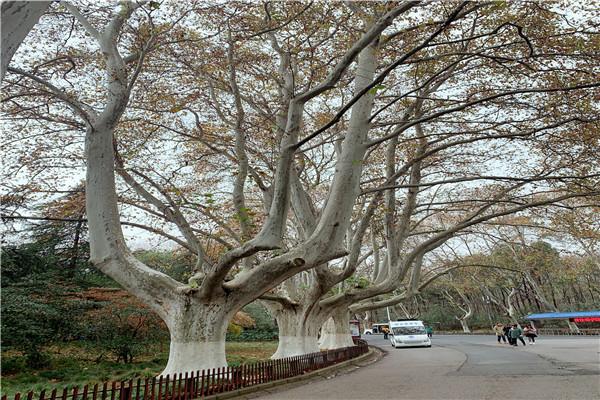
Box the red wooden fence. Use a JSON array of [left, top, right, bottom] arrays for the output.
[[2, 341, 368, 400]]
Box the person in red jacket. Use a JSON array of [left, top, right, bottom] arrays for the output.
[[524, 325, 538, 344]]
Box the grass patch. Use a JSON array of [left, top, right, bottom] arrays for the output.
[[1, 341, 277, 398], [225, 342, 278, 366]]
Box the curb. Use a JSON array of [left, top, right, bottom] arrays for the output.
[[202, 346, 383, 400]]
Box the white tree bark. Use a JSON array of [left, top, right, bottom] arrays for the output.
[[459, 318, 471, 334], [1, 1, 51, 81], [269, 305, 323, 358], [523, 271, 580, 333], [161, 299, 234, 375], [506, 288, 519, 324], [266, 37, 382, 356], [319, 308, 354, 350], [443, 289, 473, 333]]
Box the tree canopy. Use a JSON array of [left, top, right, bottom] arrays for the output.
[[2, 0, 599, 374]]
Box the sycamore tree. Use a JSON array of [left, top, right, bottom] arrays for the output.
[[470, 225, 588, 331], [422, 216, 600, 332], [2, 0, 599, 373], [261, 0, 600, 350], [2, 0, 428, 373]]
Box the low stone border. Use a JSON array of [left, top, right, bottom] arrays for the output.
[[202, 346, 383, 400]]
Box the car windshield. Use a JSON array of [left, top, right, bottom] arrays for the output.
[[392, 326, 426, 335]]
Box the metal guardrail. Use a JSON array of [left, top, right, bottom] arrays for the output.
[[536, 328, 600, 336], [2, 341, 369, 400], [434, 329, 600, 336]]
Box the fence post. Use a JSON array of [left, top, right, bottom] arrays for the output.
[[212, 369, 218, 396], [209, 368, 215, 396], [171, 375, 176, 400], [128, 380, 134, 400], [218, 368, 223, 393], [119, 382, 126, 400], [172, 375, 178, 400], [183, 372, 190, 400], [91, 384, 98, 400], [157, 376, 163, 400], [142, 379, 148, 400], [110, 382, 116, 400], [199, 370, 205, 398], [238, 365, 244, 389], [150, 377, 156, 400], [134, 379, 140, 400]]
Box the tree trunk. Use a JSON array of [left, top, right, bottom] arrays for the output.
[[566, 320, 580, 333], [319, 308, 354, 350], [506, 288, 519, 324], [459, 318, 471, 333], [1, 1, 51, 81], [271, 306, 322, 358], [161, 298, 234, 376], [547, 278, 559, 308], [523, 272, 580, 333]]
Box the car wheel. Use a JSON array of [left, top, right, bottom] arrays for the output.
[[391, 340, 396, 348]]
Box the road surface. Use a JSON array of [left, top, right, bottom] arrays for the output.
[[251, 334, 600, 400]]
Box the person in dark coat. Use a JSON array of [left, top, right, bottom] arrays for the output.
[[509, 324, 526, 346], [503, 323, 512, 345]]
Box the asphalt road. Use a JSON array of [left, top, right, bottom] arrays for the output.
[[250, 334, 600, 400]]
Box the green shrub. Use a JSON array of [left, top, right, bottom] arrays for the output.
[[38, 370, 67, 380], [1, 288, 77, 367], [79, 299, 168, 364], [227, 329, 278, 342], [1, 356, 26, 374], [242, 303, 276, 331], [227, 323, 243, 337]]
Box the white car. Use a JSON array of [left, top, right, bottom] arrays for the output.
[[389, 320, 431, 348], [363, 323, 389, 335]]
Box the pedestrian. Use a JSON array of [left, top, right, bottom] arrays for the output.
[[525, 324, 537, 344], [503, 323, 512, 345], [382, 326, 389, 339], [509, 324, 526, 346], [426, 325, 433, 338], [493, 323, 507, 343]]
